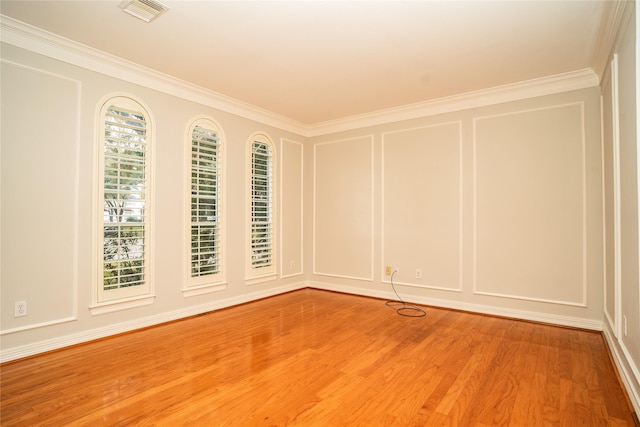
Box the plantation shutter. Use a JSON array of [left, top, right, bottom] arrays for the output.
[[190, 125, 221, 278], [251, 140, 273, 268], [102, 106, 148, 291]]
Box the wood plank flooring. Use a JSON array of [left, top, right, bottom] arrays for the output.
[[1, 289, 637, 426]]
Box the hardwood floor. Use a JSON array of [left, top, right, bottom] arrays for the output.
[[1, 289, 636, 426]]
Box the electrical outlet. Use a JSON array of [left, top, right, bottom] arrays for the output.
[[416, 269, 422, 279], [290, 260, 295, 270], [385, 266, 392, 276], [623, 315, 628, 336], [14, 301, 27, 317]]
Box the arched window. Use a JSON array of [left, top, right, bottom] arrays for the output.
[[185, 117, 225, 294], [93, 95, 154, 310], [247, 133, 277, 280]]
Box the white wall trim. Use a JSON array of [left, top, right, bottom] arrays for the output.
[[280, 138, 304, 279], [0, 15, 308, 137], [472, 102, 589, 308], [313, 135, 375, 281], [89, 295, 156, 316], [0, 281, 307, 363], [308, 281, 603, 331], [182, 283, 227, 298], [611, 54, 624, 339], [307, 69, 599, 137], [472, 290, 588, 308], [600, 89, 616, 334], [1, 15, 600, 139], [0, 317, 78, 337], [580, 102, 589, 308], [591, 0, 635, 80], [383, 279, 463, 293], [603, 326, 640, 415], [380, 121, 464, 292], [0, 59, 81, 333], [313, 272, 375, 282], [0, 280, 610, 365], [245, 273, 278, 286]]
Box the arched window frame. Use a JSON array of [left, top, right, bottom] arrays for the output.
[[91, 94, 155, 313], [246, 132, 278, 283], [184, 116, 226, 296]]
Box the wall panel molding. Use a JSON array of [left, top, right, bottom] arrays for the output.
[[280, 138, 304, 279], [0, 59, 80, 334], [472, 102, 588, 307], [602, 55, 622, 337], [611, 54, 624, 338], [313, 135, 374, 281], [381, 121, 463, 291]]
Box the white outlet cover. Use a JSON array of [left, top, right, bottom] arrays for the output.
[[14, 301, 27, 317]]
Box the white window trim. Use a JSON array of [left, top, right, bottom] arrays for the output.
[[91, 93, 156, 314], [183, 116, 227, 296], [246, 132, 278, 283]]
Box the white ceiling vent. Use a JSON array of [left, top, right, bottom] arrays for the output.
[[119, 0, 169, 23]]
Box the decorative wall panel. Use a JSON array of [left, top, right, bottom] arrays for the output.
[[280, 139, 304, 278], [1, 61, 79, 333], [314, 136, 373, 280], [382, 122, 462, 290], [473, 103, 586, 306]]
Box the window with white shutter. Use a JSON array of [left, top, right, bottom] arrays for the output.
[[94, 96, 154, 308], [247, 134, 276, 279], [185, 117, 224, 293]]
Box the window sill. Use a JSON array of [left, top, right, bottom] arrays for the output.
[[245, 273, 277, 286], [182, 283, 227, 297], [89, 295, 155, 315]]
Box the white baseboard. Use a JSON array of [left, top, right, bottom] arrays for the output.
[[603, 327, 640, 416], [0, 280, 608, 362], [0, 282, 306, 363], [308, 281, 604, 331]]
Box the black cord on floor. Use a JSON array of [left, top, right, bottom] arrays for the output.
[[386, 270, 426, 317]]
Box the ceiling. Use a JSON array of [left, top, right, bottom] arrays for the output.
[[0, 0, 609, 125]]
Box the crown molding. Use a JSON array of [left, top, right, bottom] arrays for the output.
[[590, 0, 635, 82], [306, 69, 599, 137], [2, 14, 600, 139], [0, 15, 308, 136]]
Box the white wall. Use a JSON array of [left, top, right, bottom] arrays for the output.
[[474, 104, 587, 305], [309, 87, 604, 330], [601, 6, 640, 414], [383, 122, 462, 292], [0, 43, 305, 360], [1, 60, 80, 331], [314, 135, 374, 280], [1, 39, 607, 359]]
